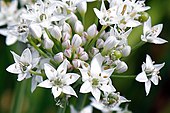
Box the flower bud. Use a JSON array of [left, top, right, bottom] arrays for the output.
[[77, 1, 87, 17], [91, 47, 99, 56], [54, 52, 64, 63], [72, 59, 81, 68], [80, 52, 88, 61], [49, 26, 61, 41], [96, 38, 104, 49], [103, 36, 119, 51], [115, 60, 128, 73], [114, 50, 122, 59], [87, 24, 97, 38], [138, 12, 149, 23], [62, 22, 72, 33], [71, 34, 82, 48], [62, 39, 70, 48], [121, 46, 131, 57], [43, 32, 54, 49], [64, 48, 72, 58], [68, 13, 78, 26], [29, 23, 42, 38], [74, 20, 84, 35], [62, 32, 71, 41], [76, 47, 84, 55]]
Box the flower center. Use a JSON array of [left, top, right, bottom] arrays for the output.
[[92, 78, 99, 87], [40, 14, 47, 21], [19, 62, 29, 72], [53, 78, 63, 87]]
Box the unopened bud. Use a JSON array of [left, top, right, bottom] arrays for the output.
[[71, 34, 82, 48], [138, 12, 149, 23], [62, 39, 70, 48], [103, 36, 119, 51], [87, 24, 97, 38], [96, 38, 104, 49], [114, 50, 122, 59], [49, 26, 61, 41], [54, 52, 64, 63], [76, 47, 84, 55], [68, 13, 78, 26], [115, 60, 128, 73], [91, 47, 99, 56], [72, 59, 81, 68], [77, 1, 87, 17], [121, 46, 131, 57], [29, 23, 42, 38], [80, 52, 88, 61], [43, 32, 54, 49], [64, 48, 72, 58], [74, 20, 84, 35], [62, 22, 72, 33]]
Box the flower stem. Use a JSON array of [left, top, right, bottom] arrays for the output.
[[132, 41, 146, 51], [112, 75, 136, 78], [80, 94, 88, 110], [10, 81, 27, 113], [29, 70, 45, 76]]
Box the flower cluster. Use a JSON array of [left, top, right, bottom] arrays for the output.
[[2, 0, 167, 112]]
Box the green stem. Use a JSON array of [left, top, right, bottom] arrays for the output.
[[80, 94, 88, 110], [62, 101, 66, 113], [10, 81, 27, 113], [112, 75, 136, 78], [28, 36, 48, 58], [29, 70, 45, 76], [84, 25, 107, 51]]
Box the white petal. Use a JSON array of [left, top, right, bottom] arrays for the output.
[[101, 68, 114, 78], [100, 84, 116, 93], [146, 54, 154, 70], [143, 17, 151, 34], [70, 105, 78, 113], [52, 87, 62, 98], [57, 59, 68, 75], [32, 57, 40, 68], [0, 29, 8, 36], [90, 53, 104, 76], [150, 75, 159, 85], [91, 88, 101, 101], [6, 34, 18, 46], [136, 71, 148, 82], [80, 106, 93, 113], [44, 63, 57, 80], [93, 8, 103, 19], [64, 73, 80, 85], [20, 48, 32, 64], [63, 86, 77, 97], [154, 63, 165, 71], [38, 80, 53, 88], [149, 37, 168, 44], [17, 73, 27, 81], [11, 51, 21, 63], [80, 81, 92, 93], [152, 24, 163, 37], [126, 20, 141, 27], [6, 63, 22, 74], [79, 68, 90, 82], [145, 80, 151, 96]]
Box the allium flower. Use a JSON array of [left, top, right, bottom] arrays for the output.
[[79, 53, 116, 101], [90, 91, 130, 113], [6, 48, 40, 81], [38, 59, 80, 98], [141, 17, 167, 44], [136, 54, 165, 96]]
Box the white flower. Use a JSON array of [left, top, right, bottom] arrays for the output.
[[6, 48, 40, 81], [141, 17, 167, 44], [136, 54, 165, 96], [70, 105, 93, 113], [90, 91, 130, 113], [31, 75, 43, 92], [79, 53, 116, 101], [38, 59, 80, 98]]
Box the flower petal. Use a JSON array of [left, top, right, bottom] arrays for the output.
[[136, 71, 148, 82], [149, 37, 167, 44], [63, 85, 77, 97], [6, 63, 22, 74], [150, 75, 159, 85], [6, 34, 18, 46], [145, 80, 151, 96], [20, 48, 32, 64], [52, 87, 62, 98], [44, 63, 57, 80], [79, 68, 89, 82], [80, 81, 92, 93], [146, 54, 154, 70], [57, 59, 68, 75], [38, 80, 53, 88], [143, 17, 151, 34], [154, 63, 165, 71], [17, 73, 27, 81], [64, 73, 80, 85], [91, 88, 101, 101], [11, 51, 21, 63], [101, 68, 114, 78]]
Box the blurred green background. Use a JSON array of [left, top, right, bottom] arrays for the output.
[[0, 0, 170, 113]]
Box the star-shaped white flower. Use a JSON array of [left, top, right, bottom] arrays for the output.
[[38, 59, 80, 98], [136, 54, 165, 96], [141, 17, 168, 44], [79, 53, 116, 101], [6, 48, 40, 81]]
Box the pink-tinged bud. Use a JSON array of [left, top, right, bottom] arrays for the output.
[[115, 60, 128, 73], [43, 32, 54, 49], [71, 34, 82, 48], [76, 47, 84, 55], [91, 47, 99, 56], [72, 59, 81, 68], [96, 38, 104, 49], [74, 20, 84, 35], [62, 32, 72, 41], [68, 13, 78, 26], [62, 39, 71, 48], [80, 52, 88, 61], [81, 32, 88, 45], [64, 48, 72, 58], [49, 26, 61, 41], [121, 46, 131, 57], [54, 52, 64, 63], [87, 24, 97, 38], [29, 23, 42, 38], [104, 36, 119, 51], [77, 1, 87, 17], [62, 22, 72, 33]]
